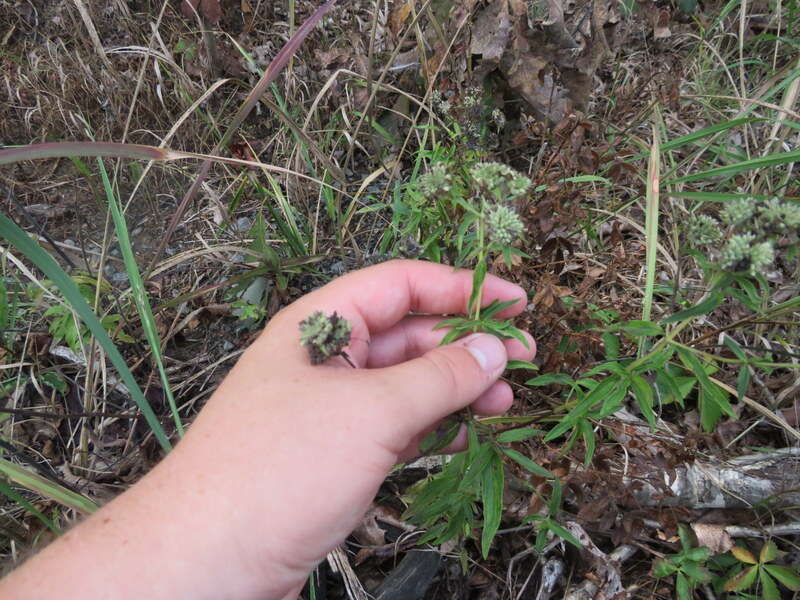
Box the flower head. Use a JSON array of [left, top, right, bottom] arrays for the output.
[[685, 214, 722, 246], [720, 233, 776, 275], [299, 311, 352, 364], [486, 205, 525, 246], [418, 163, 452, 196], [720, 198, 756, 226], [469, 162, 531, 202]]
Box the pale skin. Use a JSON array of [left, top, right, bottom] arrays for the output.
[[0, 260, 536, 599]]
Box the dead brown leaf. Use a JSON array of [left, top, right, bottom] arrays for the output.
[[691, 523, 734, 554], [389, 0, 413, 35], [470, 0, 511, 61], [352, 504, 411, 547], [654, 9, 672, 39]]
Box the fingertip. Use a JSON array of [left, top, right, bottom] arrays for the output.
[[504, 331, 537, 361], [471, 380, 514, 416]]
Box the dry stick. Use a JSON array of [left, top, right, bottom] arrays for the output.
[[143, 0, 340, 278]]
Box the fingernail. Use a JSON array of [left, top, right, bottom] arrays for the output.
[[461, 333, 506, 374]]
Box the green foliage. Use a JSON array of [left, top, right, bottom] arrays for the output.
[[522, 479, 582, 552], [652, 525, 713, 600], [0, 215, 172, 452], [404, 421, 573, 559], [39, 274, 133, 352], [386, 145, 529, 266], [712, 541, 800, 599]]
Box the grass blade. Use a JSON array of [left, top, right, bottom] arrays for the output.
[[97, 159, 184, 436], [0, 477, 61, 533], [146, 0, 339, 274], [0, 215, 172, 452], [0, 457, 98, 515], [667, 148, 800, 184]]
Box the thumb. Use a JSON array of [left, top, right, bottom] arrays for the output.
[[380, 333, 508, 435]]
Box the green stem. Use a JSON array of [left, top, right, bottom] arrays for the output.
[[473, 213, 487, 322]]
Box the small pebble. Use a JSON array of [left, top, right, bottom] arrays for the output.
[[233, 217, 252, 232]]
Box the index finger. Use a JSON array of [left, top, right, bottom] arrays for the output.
[[290, 259, 527, 334]]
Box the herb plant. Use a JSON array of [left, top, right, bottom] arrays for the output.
[[652, 525, 713, 600]]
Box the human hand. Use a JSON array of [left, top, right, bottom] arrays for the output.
[[0, 260, 534, 600]]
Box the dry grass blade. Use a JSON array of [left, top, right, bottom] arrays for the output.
[[642, 121, 661, 325], [0, 142, 172, 164], [0, 142, 344, 192]]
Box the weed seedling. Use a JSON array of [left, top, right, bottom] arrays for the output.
[[652, 525, 713, 600]]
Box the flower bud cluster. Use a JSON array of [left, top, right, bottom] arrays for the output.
[[687, 197, 799, 276]]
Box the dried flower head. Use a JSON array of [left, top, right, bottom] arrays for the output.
[[491, 108, 506, 129], [486, 205, 525, 246], [299, 311, 352, 365], [462, 86, 482, 109], [685, 214, 722, 246]]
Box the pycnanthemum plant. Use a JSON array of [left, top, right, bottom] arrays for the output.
[[686, 197, 800, 276]]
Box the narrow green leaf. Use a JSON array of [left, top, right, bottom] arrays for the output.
[[496, 428, 544, 443], [662, 291, 723, 324], [547, 479, 563, 516], [579, 419, 596, 465], [469, 261, 487, 315], [480, 298, 520, 319], [763, 565, 800, 591], [506, 360, 539, 371], [0, 215, 171, 451], [418, 419, 461, 455], [97, 159, 184, 437], [480, 451, 505, 558], [0, 457, 97, 515], [525, 373, 573, 386], [630, 374, 656, 429], [668, 148, 800, 184], [544, 519, 582, 549], [502, 448, 552, 478], [612, 320, 664, 337], [731, 545, 758, 564], [0, 477, 60, 533], [676, 347, 736, 423], [545, 376, 622, 441]]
